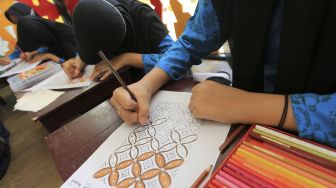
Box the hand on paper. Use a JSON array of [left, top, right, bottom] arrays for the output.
[[189, 80, 253, 124], [0, 57, 10, 65], [110, 68, 171, 125], [20, 51, 38, 62], [63, 56, 86, 79], [189, 80, 297, 129], [90, 54, 125, 81], [110, 81, 152, 125]]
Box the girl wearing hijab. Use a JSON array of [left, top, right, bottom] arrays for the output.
[[63, 0, 173, 81], [3, 3, 77, 64]]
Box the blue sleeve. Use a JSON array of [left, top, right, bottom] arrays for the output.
[[155, 0, 224, 80], [291, 94, 336, 148], [142, 35, 174, 73], [36, 46, 48, 54], [9, 49, 20, 60]]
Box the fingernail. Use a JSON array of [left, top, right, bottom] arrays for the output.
[[140, 117, 150, 125]]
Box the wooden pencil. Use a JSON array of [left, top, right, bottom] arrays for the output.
[[219, 125, 245, 152], [191, 165, 213, 188]]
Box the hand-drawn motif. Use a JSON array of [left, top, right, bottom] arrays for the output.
[[93, 102, 203, 188]]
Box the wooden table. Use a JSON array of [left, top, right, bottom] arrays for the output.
[[45, 77, 248, 181], [25, 67, 140, 132]]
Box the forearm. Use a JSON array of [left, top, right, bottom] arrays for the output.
[[45, 53, 61, 63], [248, 93, 297, 131], [122, 53, 144, 69], [139, 67, 171, 95]]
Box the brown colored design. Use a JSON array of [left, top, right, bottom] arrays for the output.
[[93, 102, 202, 187]]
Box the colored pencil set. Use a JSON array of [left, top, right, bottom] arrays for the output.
[[205, 125, 336, 188]]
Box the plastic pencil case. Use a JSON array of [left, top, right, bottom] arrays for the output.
[[7, 61, 62, 92], [204, 124, 336, 187]]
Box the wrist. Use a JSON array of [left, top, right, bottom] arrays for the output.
[[123, 53, 143, 69], [140, 67, 170, 95]]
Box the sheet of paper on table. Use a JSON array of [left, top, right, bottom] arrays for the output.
[[0, 61, 16, 72], [25, 65, 94, 91], [62, 91, 231, 188], [0, 59, 41, 78], [14, 90, 64, 112]]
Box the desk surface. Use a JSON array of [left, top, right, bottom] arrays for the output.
[[19, 67, 138, 132], [46, 77, 247, 181]]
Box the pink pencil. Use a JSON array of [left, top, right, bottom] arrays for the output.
[[218, 170, 251, 188], [215, 174, 238, 188]]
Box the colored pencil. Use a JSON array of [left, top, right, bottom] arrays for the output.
[[215, 174, 238, 188], [255, 125, 336, 161], [240, 143, 335, 187], [236, 147, 326, 187], [223, 165, 259, 187], [243, 141, 336, 184], [217, 170, 250, 188], [206, 183, 217, 188], [211, 179, 226, 188], [228, 158, 277, 188], [250, 131, 336, 169], [219, 125, 246, 153], [226, 162, 264, 187], [191, 165, 212, 188]]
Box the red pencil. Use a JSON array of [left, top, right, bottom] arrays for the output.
[[223, 166, 258, 187], [217, 170, 250, 188], [219, 125, 246, 152]]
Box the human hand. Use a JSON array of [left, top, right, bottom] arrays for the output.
[[20, 51, 38, 62], [62, 56, 87, 79], [110, 80, 152, 125], [188, 80, 253, 124], [90, 54, 126, 81], [0, 57, 11, 65]]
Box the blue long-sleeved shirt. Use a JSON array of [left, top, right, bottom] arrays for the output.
[[150, 0, 336, 148], [142, 35, 174, 73]]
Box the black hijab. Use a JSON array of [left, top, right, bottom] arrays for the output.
[[212, 0, 336, 94], [73, 0, 168, 64], [5, 2, 39, 23], [16, 16, 76, 59]]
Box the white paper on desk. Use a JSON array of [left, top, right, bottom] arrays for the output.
[[14, 90, 64, 112], [0, 61, 16, 72], [0, 59, 41, 78], [25, 65, 94, 91], [62, 91, 230, 188]]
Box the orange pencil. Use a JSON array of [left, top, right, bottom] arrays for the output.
[[219, 125, 245, 152], [191, 165, 212, 188]]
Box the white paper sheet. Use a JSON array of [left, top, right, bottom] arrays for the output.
[[0, 61, 16, 72], [0, 59, 41, 78], [14, 90, 64, 112], [62, 91, 230, 188], [25, 65, 94, 91]]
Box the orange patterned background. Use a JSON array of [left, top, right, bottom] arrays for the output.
[[0, 0, 64, 56]]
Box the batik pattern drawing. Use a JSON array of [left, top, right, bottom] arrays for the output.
[[93, 101, 203, 188]]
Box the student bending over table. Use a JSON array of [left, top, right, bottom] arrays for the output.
[[3, 3, 77, 64], [62, 0, 173, 81], [110, 0, 336, 148]]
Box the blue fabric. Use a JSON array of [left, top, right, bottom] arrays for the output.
[[58, 58, 65, 64], [142, 34, 174, 73], [36, 46, 48, 54], [152, 0, 336, 147], [155, 0, 222, 80], [9, 46, 49, 60], [291, 94, 336, 148], [9, 49, 20, 60]]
